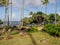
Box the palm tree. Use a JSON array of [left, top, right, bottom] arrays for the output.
[[0, 0, 9, 26], [0, 0, 6, 6], [49, 14, 55, 24], [0, 0, 6, 25], [29, 11, 33, 15], [41, 0, 49, 24], [5, 0, 9, 26], [20, 0, 24, 26], [10, 0, 12, 26], [55, 0, 58, 24]]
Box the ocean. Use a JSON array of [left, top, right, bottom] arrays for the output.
[[3, 21, 20, 26]]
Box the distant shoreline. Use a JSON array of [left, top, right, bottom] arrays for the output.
[[3, 21, 20, 26]]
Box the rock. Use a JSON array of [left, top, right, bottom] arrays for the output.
[[8, 29, 12, 32], [20, 32, 24, 36], [40, 39, 47, 43]]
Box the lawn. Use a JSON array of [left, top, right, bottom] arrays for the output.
[[0, 31, 60, 45]]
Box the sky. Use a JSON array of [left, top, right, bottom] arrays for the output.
[[0, 0, 60, 21]]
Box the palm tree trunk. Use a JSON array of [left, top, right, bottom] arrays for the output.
[[4, 6, 7, 25], [45, 4, 47, 15], [20, 0, 24, 26], [44, 4, 47, 24], [55, 0, 57, 25], [10, 0, 12, 26], [5, 0, 9, 26]]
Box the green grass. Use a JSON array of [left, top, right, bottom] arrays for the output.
[[0, 31, 60, 45]]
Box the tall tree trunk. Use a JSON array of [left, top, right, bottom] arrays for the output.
[[44, 4, 47, 24], [5, 0, 9, 26], [10, 0, 12, 26], [20, 0, 24, 26], [55, 0, 57, 25], [4, 6, 7, 25]]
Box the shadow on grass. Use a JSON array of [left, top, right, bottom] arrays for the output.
[[27, 32, 38, 45], [9, 31, 19, 35]]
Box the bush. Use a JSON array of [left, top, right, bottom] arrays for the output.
[[55, 24, 60, 36], [3, 26, 11, 31], [27, 26, 38, 32], [43, 24, 60, 37], [12, 26, 18, 30]]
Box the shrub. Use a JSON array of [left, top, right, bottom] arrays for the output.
[[12, 26, 18, 30], [55, 24, 60, 36], [27, 26, 38, 32], [43, 24, 60, 37], [3, 26, 11, 31]]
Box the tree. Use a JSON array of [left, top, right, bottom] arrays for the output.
[[29, 11, 33, 15], [29, 11, 44, 25], [55, 0, 58, 24], [34, 15, 44, 24], [10, 0, 12, 26], [23, 17, 30, 26], [0, 0, 9, 26], [36, 11, 43, 15], [49, 14, 55, 24], [0, 0, 6, 7], [20, 0, 24, 26], [56, 14, 60, 21], [5, 0, 9, 26], [0, 20, 3, 25], [41, 0, 49, 24], [0, 0, 6, 25], [49, 13, 60, 24], [42, 0, 49, 12]]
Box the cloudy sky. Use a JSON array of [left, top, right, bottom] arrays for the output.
[[0, 0, 60, 21]]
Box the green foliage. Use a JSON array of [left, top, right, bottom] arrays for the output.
[[22, 11, 60, 25], [0, 20, 3, 25], [44, 24, 55, 34], [23, 17, 30, 26], [42, 0, 49, 4], [0, 0, 6, 7], [27, 26, 38, 32], [55, 24, 60, 36], [3, 26, 11, 31], [29, 11, 33, 15], [43, 24, 60, 37]]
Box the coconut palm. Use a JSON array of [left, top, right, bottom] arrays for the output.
[[0, 0, 9, 26], [0, 0, 6, 6], [5, 0, 9, 26], [55, 0, 58, 24], [0, 0, 6, 25], [29, 11, 33, 15], [41, 0, 49, 24], [10, 0, 12, 26], [20, 0, 24, 26]]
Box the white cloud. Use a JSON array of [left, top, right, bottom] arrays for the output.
[[24, 15, 32, 17], [25, 0, 42, 7], [9, 0, 22, 8], [9, 0, 43, 8], [10, 0, 56, 8], [9, 12, 17, 21], [57, 12, 60, 15], [49, 0, 56, 4], [12, 13, 16, 18]]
